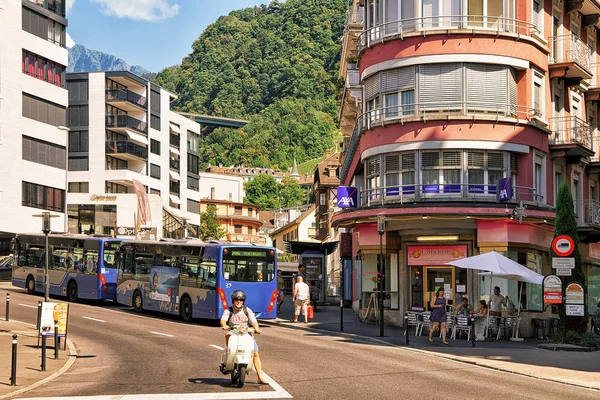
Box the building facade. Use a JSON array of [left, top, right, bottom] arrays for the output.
[[0, 0, 69, 253], [335, 0, 600, 331], [199, 198, 265, 244]]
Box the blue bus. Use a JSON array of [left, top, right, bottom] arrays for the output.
[[116, 240, 278, 322], [11, 234, 123, 301]]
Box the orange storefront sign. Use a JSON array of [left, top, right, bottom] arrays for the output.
[[407, 245, 467, 266]]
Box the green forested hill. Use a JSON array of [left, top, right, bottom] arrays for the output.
[[155, 0, 347, 171]]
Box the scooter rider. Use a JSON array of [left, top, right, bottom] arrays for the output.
[[220, 290, 267, 384]]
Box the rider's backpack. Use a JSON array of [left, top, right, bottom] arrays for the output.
[[227, 306, 249, 326]]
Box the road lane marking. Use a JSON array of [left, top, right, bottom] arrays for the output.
[[210, 344, 224, 350], [83, 316, 106, 323], [19, 303, 37, 309], [150, 331, 174, 337]]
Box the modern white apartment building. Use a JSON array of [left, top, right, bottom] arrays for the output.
[[0, 0, 69, 253], [65, 71, 248, 239]]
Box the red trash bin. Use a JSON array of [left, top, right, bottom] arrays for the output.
[[307, 305, 314, 320]]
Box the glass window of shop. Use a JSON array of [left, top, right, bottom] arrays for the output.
[[67, 204, 117, 236], [588, 265, 600, 315]]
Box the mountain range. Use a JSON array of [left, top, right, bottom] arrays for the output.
[[67, 44, 155, 80]]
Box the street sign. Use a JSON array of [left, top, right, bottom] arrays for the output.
[[552, 258, 575, 269], [543, 275, 562, 305], [565, 283, 585, 305], [551, 235, 575, 257], [555, 268, 572, 276], [566, 304, 585, 316]]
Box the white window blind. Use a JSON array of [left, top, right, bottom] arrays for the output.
[[466, 63, 508, 112], [384, 154, 400, 172], [418, 63, 462, 110], [364, 74, 380, 100], [381, 66, 415, 92]]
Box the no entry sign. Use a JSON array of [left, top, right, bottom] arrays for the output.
[[552, 235, 575, 257]]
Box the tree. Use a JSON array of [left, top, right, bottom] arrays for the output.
[[244, 174, 282, 211], [280, 176, 306, 207], [198, 204, 226, 241], [550, 181, 587, 333]]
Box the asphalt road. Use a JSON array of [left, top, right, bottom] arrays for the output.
[[3, 286, 599, 400]]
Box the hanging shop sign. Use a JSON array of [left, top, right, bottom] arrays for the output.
[[543, 275, 562, 305], [497, 177, 512, 202], [337, 186, 358, 208], [407, 245, 467, 266], [565, 282, 585, 305]]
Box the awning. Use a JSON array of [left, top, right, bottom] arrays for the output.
[[169, 170, 181, 181], [284, 241, 339, 255], [169, 146, 180, 156], [125, 130, 148, 146], [169, 195, 181, 205], [169, 122, 181, 134]]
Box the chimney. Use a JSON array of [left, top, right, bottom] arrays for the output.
[[210, 187, 215, 199], [325, 150, 331, 158]]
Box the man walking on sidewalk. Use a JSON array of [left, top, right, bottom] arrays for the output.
[[291, 276, 310, 323]]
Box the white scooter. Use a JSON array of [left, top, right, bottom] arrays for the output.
[[219, 325, 256, 388]]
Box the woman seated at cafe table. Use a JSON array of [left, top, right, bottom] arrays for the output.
[[472, 300, 488, 342]]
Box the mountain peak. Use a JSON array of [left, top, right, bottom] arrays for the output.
[[67, 44, 154, 79]]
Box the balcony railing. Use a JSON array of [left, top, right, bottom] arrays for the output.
[[105, 115, 148, 135], [586, 62, 600, 88], [576, 199, 600, 227], [549, 35, 592, 71], [346, 67, 360, 88], [549, 116, 592, 150], [106, 89, 148, 109], [357, 15, 539, 53], [346, 5, 364, 26], [358, 184, 543, 207], [105, 141, 148, 159], [27, 0, 65, 17]]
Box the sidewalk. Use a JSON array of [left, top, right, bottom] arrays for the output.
[[263, 300, 600, 391], [0, 319, 74, 399]]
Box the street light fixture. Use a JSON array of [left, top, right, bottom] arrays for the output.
[[376, 215, 385, 337], [33, 212, 59, 302]]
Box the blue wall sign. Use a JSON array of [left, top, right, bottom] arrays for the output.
[[337, 186, 358, 208], [497, 177, 512, 202]]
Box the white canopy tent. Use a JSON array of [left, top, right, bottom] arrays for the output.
[[446, 251, 544, 340]]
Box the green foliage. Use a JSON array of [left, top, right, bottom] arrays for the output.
[[154, 0, 348, 171], [554, 331, 600, 349], [244, 174, 282, 211], [198, 204, 226, 241], [281, 177, 306, 207], [550, 181, 587, 332]]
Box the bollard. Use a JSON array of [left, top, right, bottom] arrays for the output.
[[36, 301, 42, 330], [54, 320, 59, 359], [340, 299, 344, 332], [6, 292, 10, 321], [471, 315, 476, 348], [10, 334, 17, 386], [41, 335, 47, 371], [404, 314, 410, 345]]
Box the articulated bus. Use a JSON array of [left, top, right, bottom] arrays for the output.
[[11, 234, 123, 301], [116, 240, 278, 321]]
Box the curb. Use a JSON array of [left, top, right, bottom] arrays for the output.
[[0, 338, 77, 400], [263, 319, 600, 392]]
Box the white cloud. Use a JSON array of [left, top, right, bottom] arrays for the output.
[[66, 32, 76, 49], [66, 0, 75, 15], [90, 0, 180, 21]]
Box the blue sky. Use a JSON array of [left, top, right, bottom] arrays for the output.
[[67, 0, 271, 72]]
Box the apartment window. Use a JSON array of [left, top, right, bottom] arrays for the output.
[[383, 153, 415, 196], [187, 199, 200, 214], [234, 206, 243, 215], [22, 7, 65, 47], [22, 93, 66, 126], [534, 153, 545, 202], [22, 50, 65, 87], [381, 66, 415, 118], [366, 156, 381, 197], [67, 79, 89, 102], [187, 131, 200, 152], [68, 182, 89, 193], [554, 163, 564, 203], [151, 139, 161, 155], [150, 163, 161, 179], [105, 156, 127, 170], [248, 207, 253, 217], [150, 188, 161, 196], [105, 182, 128, 194], [68, 131, 89, 153], [187, 175, 199, 191], [467, 151, 504, 193], [68, 106, 89, 128], [22, 181, 64, 212], [150, 89, 161, 114], [170, 133, 180, 148], [188, 153, 199, 174], [533, 69, 544, 119], [234, 225, 243, 234], [68, 156, 89, 171], [248, 226, 254, 235], [150, 114, 161, 131], [22, 136, 66, 169], [532, 0, 543, 33], [26, 0, 66, 17]]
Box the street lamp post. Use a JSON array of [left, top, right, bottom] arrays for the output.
[[377, 215, 385, 337], [33, 212, 58, 302]]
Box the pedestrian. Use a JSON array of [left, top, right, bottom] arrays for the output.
[[308, 280, 319, 312], [291, 275, 310, 323], [293, 264, 306, 283], [428, 287, 448, 344], [472, 299, 489, 341], [489, 286, 506, 318], [277, 270, 285, 313]]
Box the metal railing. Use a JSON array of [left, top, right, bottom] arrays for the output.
[[357, 15, 539, 53], [105, 115, 148, 135], [346, 4, 364, 26], [105, 141, 148, 159], [106, 89, 148, 109], [549, 116, 592, 150], [357, 102, 534, 132], [549, 35, 592, 71], [346, 67, 360, 88], [28, 0, 65, 17], [575, 199, 600, 227], [585, 62, 600, 87], [359, 184, 543, 207], [340, 123, 360, 183]]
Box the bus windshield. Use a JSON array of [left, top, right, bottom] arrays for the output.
[[222, 249, 275, 282]]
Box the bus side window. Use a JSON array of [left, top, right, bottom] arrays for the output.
[[84, 250, 99, 274], [27, 247, 44, 268], [72, 249, 84, 272], [201, 259, 217, 289]]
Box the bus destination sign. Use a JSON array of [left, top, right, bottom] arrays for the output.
[[230, 250, 266, 257]]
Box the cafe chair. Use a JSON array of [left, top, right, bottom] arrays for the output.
[[404, 311, 420, 335], [452, 315, 471, 341], [416, 311, 432, 336]]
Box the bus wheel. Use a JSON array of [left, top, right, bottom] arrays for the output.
[[26, 276, 35, 294], [133, 290, 143, 313], [67, 281, 78, 302], [180, 296, 192, 322]]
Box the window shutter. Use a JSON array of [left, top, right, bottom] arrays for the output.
[[509, 68, 518, 116], [442, 151, 461, 166], [401, 153, 415, 170], [467, 64, 508, 112], [532, 0, 540, 27], [384, 154, 400, 172], [364, 74, 380, 100], [510, 154, 518, 175], [488, 152, 505, 169], [381, 66, 415, 93], [468, 151, 485, 168], [421, 152, 440, 168], [419, 64, 462, 110], [367, 157, 380, 176]]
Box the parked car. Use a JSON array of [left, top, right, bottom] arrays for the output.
[[0, 255, 13, 271]]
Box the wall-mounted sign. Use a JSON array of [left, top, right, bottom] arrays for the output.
[[552, 258, 575, 269], [497, 177, 512, 202], [552, 235, 575, 257], [407, 245, 467, 266], [90, 194, 117, 202], [337, 186, 358, 208], [565, 282, 585, 305], [543, 275, 562, 305], [566, 305, 585, 316], [117, 227, 156, 240]]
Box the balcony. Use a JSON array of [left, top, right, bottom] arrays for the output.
[[105, 115, 148, 135], [357, 15, 540, 54], [105, 141, 148, 161], [339, 4, 364, 79], [106, 89, 148, 111], [169, 181, 180, 196], [575, 199, 600, 243], [169, 158, 180, 172], [170, 133, 180, 149], [27, 0, 65, 17], [549, 116, 594, 161], [549, 35, 592, 83], [339, 66, 362, 136], [585, 63, 600, 100]]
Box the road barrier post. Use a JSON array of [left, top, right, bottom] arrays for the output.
[[41, 335, 47, 371], [404, 313, 410, 345], [5, 292, 10, 321], [10, 334, 17, 386], [54, 320, 59, 359]]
